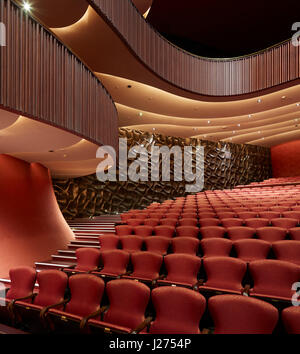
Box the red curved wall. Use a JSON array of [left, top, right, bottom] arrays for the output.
[[0, 155, 74, 278], [271, 140, 300, 178]]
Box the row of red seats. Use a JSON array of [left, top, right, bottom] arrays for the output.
[[58, 248, 300, 305], [98, 235, 300, 264], [2, 266, 300, 334], [115, 225, 300, 240]]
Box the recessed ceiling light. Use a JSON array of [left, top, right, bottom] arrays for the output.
[[248, 114, 252, 118], [257, 98, 262, 103], [258, 131, 261, 134], [23, 2, 31, 11], [297, 103, 300, 107], [207, 120, 211, 124], [139, 112, 143, 117], [237, 124, 241, 127], [152, 127, 156, 131], [232, 131, 236, 134], [281, 96, 286, 99]]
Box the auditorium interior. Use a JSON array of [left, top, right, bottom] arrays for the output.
[[0, 0, 300, 335]]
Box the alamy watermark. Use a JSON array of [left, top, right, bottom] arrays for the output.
[[96, 138, 205, 193], [0, 22, 6, 47], [292, 22, 300, 46]]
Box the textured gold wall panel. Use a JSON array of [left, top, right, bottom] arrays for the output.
[[53, 128, 271, 219]]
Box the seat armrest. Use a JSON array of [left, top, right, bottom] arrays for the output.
[[40, 298, 70, 320], [8, 293, 36, 310], [80, 305, 109, 331], [192, 279, 204, 291], [131, 316, 153, 334], [242, 284, 251, 296], [151, 274, 166, 287]]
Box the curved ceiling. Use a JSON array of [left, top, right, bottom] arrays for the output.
[[0, 108, 106, 178], [148, 0, 300, 57], [15, 0, 300, 147]]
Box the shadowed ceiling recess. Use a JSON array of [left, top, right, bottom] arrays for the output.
[[89, 0, 300, 96]]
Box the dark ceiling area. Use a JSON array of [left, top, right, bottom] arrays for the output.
[[147, 0, 300, 58]]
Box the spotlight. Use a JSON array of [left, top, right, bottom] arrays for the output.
[[23, 2, 31, 11]]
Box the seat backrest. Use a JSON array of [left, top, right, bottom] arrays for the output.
[[244, 218, 269, 228], [200, 226, 226, 239], [202, 257, 247, 292], [100, 250, 130, 275], [282, 306, 300, 334], [143, 218, 160, 227], [115, 225, 133, 236], [75, 248, 101, 271], [282, 211, 300, 220], [65, 274, 105, 317], [258, 211, 281, 220], [198, 212, 216, 219], [221, 218, 243, 228], [164, 254, 201, 285], [144, 237, 170, 255], [133, 225, 153, 237], [226, 226, 255, 241], [99, 235, 119, 251], [271, 218, 298, 229], [208, 294, 278, 334], [199, 218, 220, 227], [249, 260, 300, 299], [34, 270, 68, 307], [103, 279, 150, 330], [217, 212, 236, 219], [160, 218, 178, 227], [126, 219, 144, 226], [150, 287, 206, 334], [178, 218, 198, 227], [200, 238, 232, 257], [131, 252, 163, 279], [233, 239, 271, 262], [256, 227, 286, 242], [289, 227, 300, 241], [120, 236, 144, 252], [172, 237, 199, 255], [6, 266, 36, 300], [154, 226, 175, 238], [176, 226, 199, 238], [272, 241, 300, 265]]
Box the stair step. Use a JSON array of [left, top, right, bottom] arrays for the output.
[[52, 254, 77, 261], [35, 261, 76, 270], [75, 235, 100, 240], [70, 240, 99, 245], [68, 244, 100, 250], [57, 250, 76, 256]]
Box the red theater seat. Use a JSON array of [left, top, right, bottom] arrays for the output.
[[272, 241, 300, 265], [178, 218, 198, 227], [122, 252, 163, 283], [221, 218, 243, 228], [45, 274, 105, 332], [271, 218, 298, 229], [154, 226, 175, 238], [99, 235, 119, 251], [172, 237, 199, 255], [160, 218, 178, 227], [248, 260, 300, 301], [226, 226, 255, 241], [208, 294, 278, 334], [198, 212, 217, 219], [282, 306, 300, 334], [237, 212, 258, 220], [115, 225, 133, 236], [133, 225, 153, 237], [126, 219, 144, 226], [256, 227, 286, 242], [146, 287, 206, 334], [157, 254, 201, 289], [64, 248, 101, 274], [200, 257, 247, 295], [12, 270, 68, 326], [217, 212, 236, 219], [176, 226, 199, 238], [144, 237, 170, 255], [233, 239, 271, 262], [259, 211, 281, 220], [199, 218, 221, 227], [93, 250, 130, 279], [120, 236, 144, 253], [143, 218, 160, 227], [181, 213, 197, 219], [289, 227, 300, 241], [84, 279, 150, 334], [244, 218, 269, 228], [282, 211, 300, 220], [200, 226, 226, 239], [200, 238, 232, 258]]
